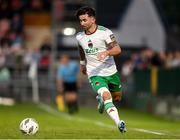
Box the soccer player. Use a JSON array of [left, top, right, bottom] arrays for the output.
[[75, 6, 126, 133]]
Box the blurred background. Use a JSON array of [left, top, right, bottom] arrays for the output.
[[0, 0, 179, 118]]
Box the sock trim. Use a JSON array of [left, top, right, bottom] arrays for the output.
[[104, 99, 112, 104], [104, 102, 114, 110]]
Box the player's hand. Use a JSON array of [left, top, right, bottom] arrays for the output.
[[97, 51, 109, 60], [80, 64, 87, 75]]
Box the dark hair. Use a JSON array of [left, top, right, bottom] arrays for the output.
[[75, 6, 96, 19]]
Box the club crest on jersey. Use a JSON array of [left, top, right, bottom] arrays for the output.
[[95, 81, 100, 86], [88, 40, 93, 48]]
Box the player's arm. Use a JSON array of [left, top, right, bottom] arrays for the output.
[[97, 40, 121, 60], [106, 40, 121, 56], [78, 44, 87, 75], [78, 44, 86, 62]]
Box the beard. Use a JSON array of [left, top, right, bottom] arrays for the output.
[[82, 25, 89, 30]]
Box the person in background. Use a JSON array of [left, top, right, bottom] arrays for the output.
[[56, 54, 79, 114]]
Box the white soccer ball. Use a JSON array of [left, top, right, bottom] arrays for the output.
[[19, 118, 39, 135]]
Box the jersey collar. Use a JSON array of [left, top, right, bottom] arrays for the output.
[[85, 25, 98, 35]]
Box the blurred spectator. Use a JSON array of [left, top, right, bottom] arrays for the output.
[[40, 36, 52, 53], [38, 36, 52, 74], [38, 50, 50, 74], [141, 47, 153, 69], [0, 65, 10, 82], [0, 65, 11, 97], [9, 32, 24, 54], [131, 52, 145, 70], [165, 52, 174, 69], [0, 18, 10, 39], [31, 0, 44, 11], [171, 51, 180, 68], [151, 52, 164, 67], [52, 0, 64, 22], [0, 0, 11, 19], [57, 54, 79, 114], [26, 0, 51, 12], [24, 48, 40, 68], [158, 51, 166, 64], [121, 58, 133, 77], [10, 0, 23, 15], [11, 14, 23, 33], [0, 49, 5, 67], [0, 37, 10, 51]]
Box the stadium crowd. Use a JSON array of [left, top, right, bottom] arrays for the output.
[[0, 0, 52, 73], [0, 0, 51, 97], [121, 48, 180, 77]]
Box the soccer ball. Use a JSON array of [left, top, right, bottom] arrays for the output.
[[19, 118, 39, 135]]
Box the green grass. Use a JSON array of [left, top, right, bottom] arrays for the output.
[[0, 103, 180, 139]]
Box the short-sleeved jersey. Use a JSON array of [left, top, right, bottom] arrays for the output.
[[76, 25, 117, 78], [57, 61, 79, 82]]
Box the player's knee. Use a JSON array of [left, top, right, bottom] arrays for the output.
[[97, 87, 112, 101], [102, 92, 112, 101], [113, 95, 121, 102], [112, 92, 122, 102]]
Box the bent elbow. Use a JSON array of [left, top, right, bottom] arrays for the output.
[[117, 47, 121, 55]]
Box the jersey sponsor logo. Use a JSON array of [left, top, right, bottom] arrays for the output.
[[85, 48, 98, 55]]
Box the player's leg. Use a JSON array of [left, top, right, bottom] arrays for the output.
[[98, 87, 121, 126], [118, 120, 126, 133], [112, 92, 122, 102], [96, 94, 104, 113], [108, 72, 126, 133], [108, 72, 122, 102], [111, 91, 122, 108], [109, 93, 126, 133], [89, 76, 108, 114], [89, 75, 126, 132], [98, 87, 126, 133]]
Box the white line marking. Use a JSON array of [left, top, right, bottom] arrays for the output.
[[38, 103, 168, 136], [132, 128, 165, 135], [94, 121, 115, 129], [38, 103, 72, 120]]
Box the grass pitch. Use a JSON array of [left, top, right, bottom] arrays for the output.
[[0, 103, 180, 139]]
